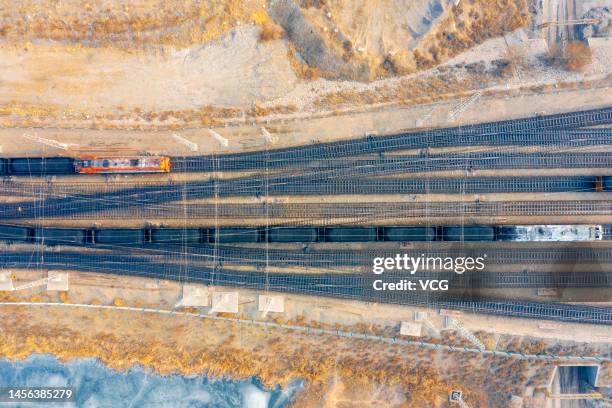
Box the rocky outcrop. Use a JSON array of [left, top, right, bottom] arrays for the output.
[[268, 0, 371, 81]]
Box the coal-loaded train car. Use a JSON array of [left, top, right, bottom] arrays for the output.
[[37, 228, 87, 245], [150, 228, 201, 244], [604, 176, 612, 192], [0, 157, 75, 176], [442, 225, 496, 241], [267, 227, 318, 243], [94, 229, 145, 245], [384, 227, 437, 242], [0, 225, 31, 241], [211, 228, 261, 244], [324, 227, 378, 242]]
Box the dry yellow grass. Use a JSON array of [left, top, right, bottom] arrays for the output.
[[0, 304, 460, 407], [546, 41, 593, 72], [286, 44, 323, 80], [0, 0, 266, 50], [253, 10, 285, 42], [414, 0, 530, 69], [259, 20, 285, 41]]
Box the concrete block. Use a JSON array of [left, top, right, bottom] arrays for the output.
[[211, 292, 239, 314], [400, 321, 422, 337], [258, 295, 284, 313], [173, 134, 198, 152], [443, 316, 455, 329], [414, 311, 425, 321], [0, 272, 14, 291], [180, 285, 209, 307], [537, 288, 559, 297], [538, 322, 561, 330], [46, 272, 69, 291], [209, 129, 229, 147], [439, 309, 461, 317]]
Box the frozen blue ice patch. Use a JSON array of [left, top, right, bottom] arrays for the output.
[[0, 354, 303, 407]]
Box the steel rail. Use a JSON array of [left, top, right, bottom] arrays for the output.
[[3, 250, 611, 288], [2, 250, 610, 324], [6, 200, 607, 220], [1, 176, 599, 197], [2, 151, 610, 218], [170, 107, 612, 172]]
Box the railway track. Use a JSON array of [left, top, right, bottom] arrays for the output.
[[2, 108, 611, 177], [137, 244, 612, 270], [1, 176, 601, 197], [171, 107, 612, 172], [172, 134, 612, 173], [3, 251, 609, 288], [4, 151, 612, 218], [293, 152, 612, 172], [4, 199, 607, 220], [2, 250, 610, 325], [2, 174, 606, 220], [1, 108, 610, 327]]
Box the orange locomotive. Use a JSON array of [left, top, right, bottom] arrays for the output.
[[74, 156, 171, 174]]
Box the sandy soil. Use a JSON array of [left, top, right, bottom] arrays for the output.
[[0, 0, 605, 136], [0, 27, 297, 111]]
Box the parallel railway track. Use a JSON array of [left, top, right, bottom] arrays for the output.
[[2, 250, 610, 325], [1, 108, 610, 326], [1, 176, 602, 197], [172, 106, 612, 172]]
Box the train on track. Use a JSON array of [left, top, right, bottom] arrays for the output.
[[0, 156, 171, 175], [0, 107, 611, 176], [74, 156, 171, 173], [1, 156, 612, 190], [0, 224, 603, 245]]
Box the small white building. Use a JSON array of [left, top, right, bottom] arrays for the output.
[[179, 285, 209, 307], [400, 321, 422, 337], [211, 292, 239, 314], [47, 272, 69, 291], [258, 295, 284, 313]]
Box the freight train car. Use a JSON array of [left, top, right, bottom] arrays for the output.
[[150, 228, 201, 244], [37, 228, 87, 245], [267, 227, 318, 243], [603, 176, 612, 192], [0, 225, 31, 241], [497, 225, 603, 241], [442, 226, 496, 241], [324, 227, 378, 242], [211, 228, 260, 243], [0, 157, 75, 175], [0, 224, 605, 246], [94, 229, 145, 244], [383, 227, 436, 242]]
